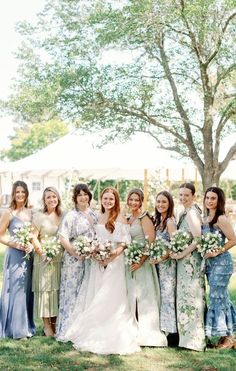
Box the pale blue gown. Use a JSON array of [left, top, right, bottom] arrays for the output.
[[0, 216, 35, 339]]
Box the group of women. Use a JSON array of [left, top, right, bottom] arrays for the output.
[[0, 180, 235, 354]]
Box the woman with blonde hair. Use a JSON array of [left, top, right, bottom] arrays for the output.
[[32, 186, 63, 336]]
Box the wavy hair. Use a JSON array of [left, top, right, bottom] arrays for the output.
[[42, 187, 62, 216], [204, 187, 225, 227], [10, 180, 29, 210], [101, 187, 120, 233], [154, 191, 174, 231]]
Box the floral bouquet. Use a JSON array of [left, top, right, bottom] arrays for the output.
[[72, 235, 93, 259], [40, 235, 61, 262], [12, 221, 33, 259], [195, 231, 223, 257], [91, 239, 113, 263], [124, 239, 148, 266], [169, 230, 192, 254], [147, 236, 170, 263]]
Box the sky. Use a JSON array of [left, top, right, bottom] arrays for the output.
[[0, 0, 234, 164], [0, 0, 46, 148]]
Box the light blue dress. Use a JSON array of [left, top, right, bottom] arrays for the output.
[[125, 215, 167, 346], [55, 208, 97, 341], [0, 216, 35, 339], [202, 223, 236, 337], [156, 227, 177, 334]]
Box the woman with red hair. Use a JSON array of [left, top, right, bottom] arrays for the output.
[[66, 187, 140, 355]]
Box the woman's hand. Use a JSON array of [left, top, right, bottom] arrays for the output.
[[130, 255, 147, 271], [25, 242, 34, 255], [204, 248, 224, 259], [170, 250, 190, 260], [150, 253, 170, 265], [100, 252, 117, 267], [15, 242, 26, 251]]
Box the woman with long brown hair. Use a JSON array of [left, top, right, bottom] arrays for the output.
[[154, 190, 178, 345], [32, 187, 63, 336], [126, 188, 167, 347], [65, 187, 140, 355], [203, 187, 236, 349], [0, 180, 35, 339]]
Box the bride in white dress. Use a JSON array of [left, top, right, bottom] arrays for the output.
[[65, 187, 140, 355]]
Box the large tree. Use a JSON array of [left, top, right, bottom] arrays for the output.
[[4, 0, 236, 189], [0, 119, 68, 160]]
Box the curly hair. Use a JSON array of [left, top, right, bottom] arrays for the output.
[[101, 187, 120, 233]]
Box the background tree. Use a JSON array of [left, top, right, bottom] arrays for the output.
[[3, 0, 236, 189], [0, 119, 68, 160]]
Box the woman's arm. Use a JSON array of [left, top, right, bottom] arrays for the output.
[[0, 210, 25, 251], [205, 215, 236, 258], [172, 209, 200, 260]]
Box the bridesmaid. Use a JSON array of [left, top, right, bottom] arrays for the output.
[[55, 183, 97, 341], [32, 187, 63, 336], [126, 188, 167, 347], [203, 187, 236, 349], [0, 180, 35, 339], [172, 183, 206, 351], [153, 191, 178, 346]]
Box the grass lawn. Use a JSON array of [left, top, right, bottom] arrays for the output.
[[0, 245, 235, 371]]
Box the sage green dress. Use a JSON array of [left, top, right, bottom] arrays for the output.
[[125, 214, 167, 346], [177, 206, 206, 351], [32, 212, 63, 318]]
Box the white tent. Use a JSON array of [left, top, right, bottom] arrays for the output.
[[1, 130, 235, 206], [0, 131, 198, 179]]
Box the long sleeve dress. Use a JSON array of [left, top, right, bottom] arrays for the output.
[[176, 206, 206, 351], [55, 207, 97, 341], [202, 223, 236, 337], [65, 222, 141, 355], [0, 215, 35, 339]]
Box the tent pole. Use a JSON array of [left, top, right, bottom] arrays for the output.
[[143, 169, 148, 210]]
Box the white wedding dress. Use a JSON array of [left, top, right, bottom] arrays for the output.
[[65, 222, 141, 355]]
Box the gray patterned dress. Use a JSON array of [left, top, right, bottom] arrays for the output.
[[55, 208, 97, 341]]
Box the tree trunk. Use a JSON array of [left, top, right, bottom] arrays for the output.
[[201, 167, 220, 191]]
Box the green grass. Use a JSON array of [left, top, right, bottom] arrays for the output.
[[0, 245, 235, 371]]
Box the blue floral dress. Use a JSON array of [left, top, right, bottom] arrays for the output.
[[202, 223, 236, 337], [0, 216, 35, 339], [156, 226, 177, 334], [176, 206, 206, 351], [55, 208, 97, 341]]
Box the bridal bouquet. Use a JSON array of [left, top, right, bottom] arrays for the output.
[[147, 236, 170, 263], [91, 239, 113, 263], [73, 235, 93, 259], [41, 235, 61, 262], [169, 230, 192, 254], [124, 239, 148, 266], [195, 231, 223, 257], [12, 221, 34, 259]]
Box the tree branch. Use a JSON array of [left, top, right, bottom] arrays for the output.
[[206, 12, 236, 66], [219, 142, 236, 174]]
